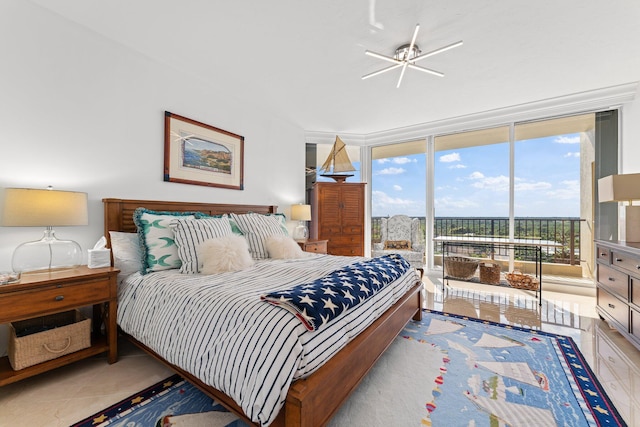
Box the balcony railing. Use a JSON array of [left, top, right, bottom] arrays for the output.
[[372, 217, 583, 265]]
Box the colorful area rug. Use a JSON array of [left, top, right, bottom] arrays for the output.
[[71, 310, 626, 426]]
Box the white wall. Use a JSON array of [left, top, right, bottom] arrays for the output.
[[0, 1, 306, 272], [622, 100, 640, 174]]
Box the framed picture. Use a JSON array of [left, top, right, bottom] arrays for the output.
[[164, 111, 244, 190]]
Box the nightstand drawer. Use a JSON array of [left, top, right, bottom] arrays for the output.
[[0, 279, 110, 322], [302, 241, 327, 254]]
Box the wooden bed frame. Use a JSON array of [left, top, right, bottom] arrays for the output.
[[103, 198, 423, 427]]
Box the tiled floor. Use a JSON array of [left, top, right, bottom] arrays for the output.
[[1, 274, 639, 426]]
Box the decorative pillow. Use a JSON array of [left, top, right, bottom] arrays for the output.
[[199, 235, 254, 274], [384, 240, 412, 250], [133, 208, 197, 274], [108, 231, 142, 278], [265, 235, 308, 259], [195, 213, 244, 235], [172, 217, 234, 274], [230, 213, 289, 259]]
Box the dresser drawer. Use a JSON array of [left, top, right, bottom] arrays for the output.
[[597, 330, 631, 388], [596, 246, 611, 263], [632, 308, 640, 343], [612, 250, 640, 277], [329, 246, 363, 256], [632, 276, 640, 308], [598, 264, 629, 299], [0, 279, 110, 323], [341, 225, 363, 235], [598, 287, 629, 331]]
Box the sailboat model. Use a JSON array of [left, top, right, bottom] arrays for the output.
[[320, 136, 355, 183]]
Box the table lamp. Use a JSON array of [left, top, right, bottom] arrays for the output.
[[2, 187, 89, 272], [291, 204, 311, 242], [598, 173, 640, 242]]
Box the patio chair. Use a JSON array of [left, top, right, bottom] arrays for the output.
[[372, 214, 425, 276]]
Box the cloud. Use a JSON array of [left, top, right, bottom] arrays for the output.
[[515, 181, 552, 191], [377, 167, 406, 175], [564, 152, 580, 158], [545, 180, 580, 200], [440, 152, 461, 163], [435, 196, 479, 210], [392, 157, 417, 164], [468, 172, 551, 192], [554, 135, 580, 144], [393, 185, 402, 191], [449, 164, 467, 169], [377, 158, 390, 164], [371, 190, 420, 215]]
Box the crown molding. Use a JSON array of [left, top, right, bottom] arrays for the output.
[[304, 82, 638, 146]]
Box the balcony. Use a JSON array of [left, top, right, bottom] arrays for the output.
[[372, 216, 585, 271]]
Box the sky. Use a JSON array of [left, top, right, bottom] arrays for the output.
[[369, 133, 581, 218]]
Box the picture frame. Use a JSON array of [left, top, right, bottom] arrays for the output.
[[164, 111, 244, 190]]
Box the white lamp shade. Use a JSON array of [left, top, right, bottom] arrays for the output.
[[291, 204, 311, 221], [2, 188, 88, 227], [598, 174, 640, 203]]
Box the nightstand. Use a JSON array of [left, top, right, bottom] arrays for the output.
[[0, 266, 119, 386], [298, 239, 328, 254]]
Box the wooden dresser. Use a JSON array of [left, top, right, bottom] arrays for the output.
[[595, 240, 640, 350], [310, 182, 365, 256]]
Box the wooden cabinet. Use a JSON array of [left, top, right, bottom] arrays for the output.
[[0, 266, 119, 386], [595, 240, 640, 350], [311, 182, 365, 256]]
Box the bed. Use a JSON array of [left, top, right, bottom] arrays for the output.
[[103, 198, 423, 427]]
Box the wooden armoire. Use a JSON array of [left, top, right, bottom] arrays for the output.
[[310, 182, 365, 256]]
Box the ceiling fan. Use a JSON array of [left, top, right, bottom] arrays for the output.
[[362, 23, 462, 88]]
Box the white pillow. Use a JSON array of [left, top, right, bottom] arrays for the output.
[[265, 235, 308, 259], [172, 217, 233, 274], [199, 235, 254, 274], [108, 231, 142, 278], [230, 213, 289, 259]]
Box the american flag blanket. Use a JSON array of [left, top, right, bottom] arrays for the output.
[[261, 254, 411, 331]]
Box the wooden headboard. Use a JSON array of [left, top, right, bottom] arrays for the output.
[[103, 197, 278, 240]]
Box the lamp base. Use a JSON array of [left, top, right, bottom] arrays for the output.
[[12, 228, 83, 273], [624, 205, 640, 242], [293, 222, 309, 242]]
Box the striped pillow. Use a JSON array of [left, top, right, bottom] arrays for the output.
[[173, 217, 234, 273], [230, 213, 289, 259]]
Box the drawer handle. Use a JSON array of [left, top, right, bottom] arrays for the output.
[[608, 277, 615, 281], [615, 258, 623, 262], [55, 295, 64, 301], [608, 356, 616, 363], [600, 253, 607, 256], [608, 303, 615, 309]]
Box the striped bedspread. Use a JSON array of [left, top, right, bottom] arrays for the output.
[[117, 254, 419, 426]]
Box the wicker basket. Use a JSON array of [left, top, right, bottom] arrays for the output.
[[444, 256, 479, 280], [479, 262, 501, 285], [505, 270, 539, 291], [8, 310, 91, 370]]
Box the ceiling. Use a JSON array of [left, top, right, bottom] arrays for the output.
[[31, 0, 640, 135]]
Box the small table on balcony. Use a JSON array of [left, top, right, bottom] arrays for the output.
[[434, 236, 563, 306]]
